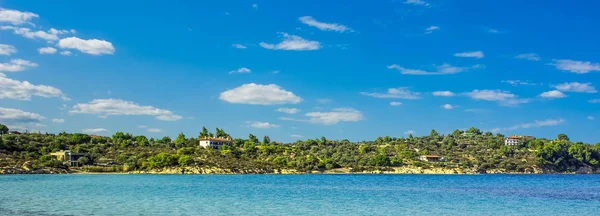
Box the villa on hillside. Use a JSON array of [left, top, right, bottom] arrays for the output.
[[419, 155, 441, 162], [504, 136, 529, 146], [49, 150, 85, 166], [199, 137, 232, 149]]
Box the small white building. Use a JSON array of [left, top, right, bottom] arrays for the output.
[[199, 137, 232, 149], [504, 136, 521, 146]]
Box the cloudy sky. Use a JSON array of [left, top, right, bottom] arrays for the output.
[[1, 0, 599, 143]]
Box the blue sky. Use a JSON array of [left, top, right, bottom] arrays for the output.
[[1, 0, 599, 143]]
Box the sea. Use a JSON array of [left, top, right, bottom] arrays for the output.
[[0, 174, 599, 215]]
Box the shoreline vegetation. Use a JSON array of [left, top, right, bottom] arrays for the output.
[[1, 125, 599, 175]]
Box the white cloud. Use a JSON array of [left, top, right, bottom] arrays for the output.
[[0, 76, 69, 100], [388, 63, 481, 75], [553, 82, 597, 93], [147, 128, 162, 133], [229, 67, 251, 74], [59, 51, 72, 56], [464, 108, 487, 113], [361, 87, 421, 99], [404, 0, 430, 6], [501, 80, 538, 86], [298, 16, 352, 32], [425, 26, 439, 34], [0, 107, 45, 126], [275, 108, 300, 114], [52, 118, 65, 123], [587, 116, 595, 120], [219, 83, 302, 105], [589, 99, 600, 104], [516, 53, 541, 61], [249, 121, 280, 129], [0, 44, 16, 55], [38, 47, 57, 54], [442, 104, 455, 109], [232, 44, 247, 49], [487, 28, 501, 33], [260, 33, 321, 51], [454, 51, 484, 59], [390, 102, 402, 106], [82, 128, 108, 134], [0, 26, 74, 42], [252, 4, 258, 9], [138, 125, 148, 128], [272, 70, 280, 74], [464, 89, 529, 106], [305, 108, 364, 125], [552, 59, 600, 74], [491, 118, 565, 132], [317, 98, 331, 104], [0, 58, 38, 73], [539, 90, 566, 98], [432, 91, 455, 97], [404, 130, 416, 135], [0, 8, 39, 25], [70, 99, 182, 121], [58, 37, 115, 55], [291, 134, 303, 138]]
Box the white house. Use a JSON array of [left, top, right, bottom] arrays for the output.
[[199, 137, 232, 149], [504, 136, 521, 146]]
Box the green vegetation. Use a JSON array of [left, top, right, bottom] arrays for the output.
[[1, 123, 599, 174]]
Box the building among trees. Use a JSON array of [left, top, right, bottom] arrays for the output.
[[199, 137, 232, 149]]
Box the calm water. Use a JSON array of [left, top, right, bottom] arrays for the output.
[[0, 174, 599, 216]]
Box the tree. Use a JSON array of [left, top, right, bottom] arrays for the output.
[[160, 136, 171, 144], [557, 134, 570, 141], [249, 134, 258, 143], [466, 127, 482, 135], [174, 133, 186, 146], [77, 156, 90, 166], [178, 155, 194, 167], [0, 124, 9, 135], [430, 129, 439, 137], [263, 136, 271, 144], [452, 129, 462, 137], [136, 136, 149, 146], [199, 127, 209, 138]]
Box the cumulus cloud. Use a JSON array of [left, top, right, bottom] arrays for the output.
[[432, 91, 455, 97], [463, 89, 529, 106], [299, 16, 352, 32], [275, 108, 299, 114], [539, 90, 566, 98], [232, 44, 247, 49], [147, 128, 162, 133], [260, 33, 321, 51], [425, 26, 439, 34], [52, 118, 65, 123], [82, 128, 108, 134], [454, 51, 484, 58], [552, 59, 600, 74], [252, 4, 258, 9], [553, 82, 597, 93], [404, 130, 416, 135], [219, 83, 302, 105], [587, 116, 595, 121], [38, 47, 57, 54], [229, 67, 251, 74], [361, 87, 421, 99], [58, 37, 115, 55], [516, 53, 541, 61], [0, 8, 39, 25], [59, 51, 72, 56], [388, 63, 481, 75], [501, 80, 538, 86], [305, 108, 364, 125], [0, 58, 38, 73], [442, 104, 455, 109], [70, 98, 182, 121], [0, 26, 74, 42], [0, 44, 17, 55], [0, 76, 69, 100], [248, 121, 280, 129], [490, 118, 565, 133], [0, 107, 45, 130], [291, 134, 303, 138], [390, 102, 402, 106], [589, 99, 600, 104], [404, 0, 430, 6]]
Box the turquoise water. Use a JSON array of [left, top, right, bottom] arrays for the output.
[[1, 175, 599, 215]]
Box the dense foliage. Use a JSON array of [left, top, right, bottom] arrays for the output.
[[1, 124, 599, 173]]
